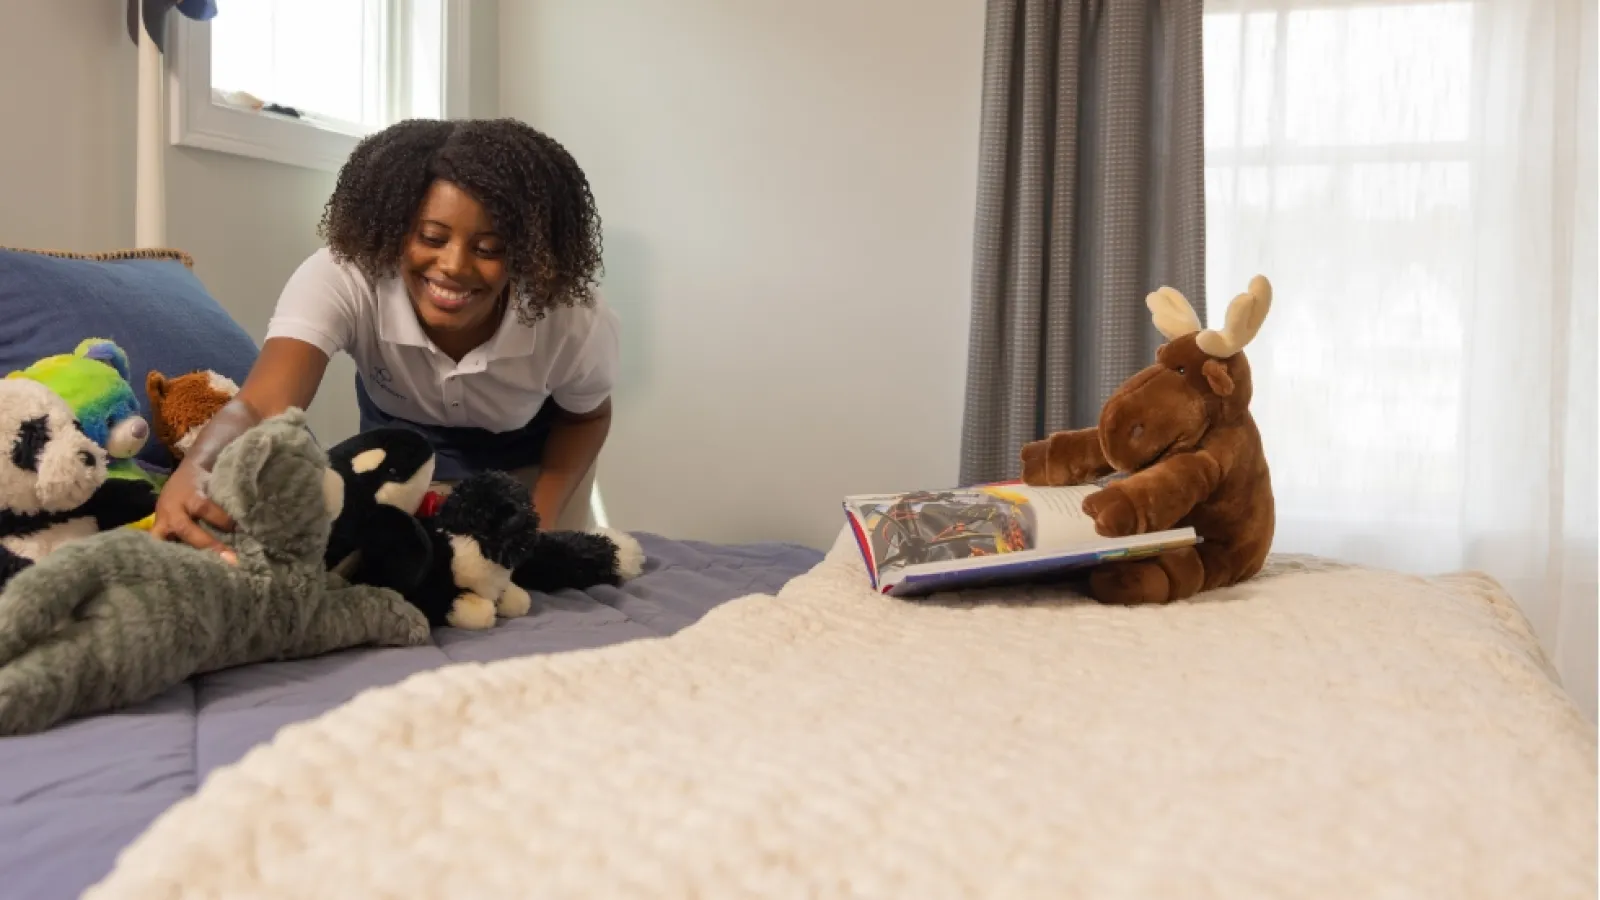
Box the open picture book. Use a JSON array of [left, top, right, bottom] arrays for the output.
[[842, 480, 1198, 597]]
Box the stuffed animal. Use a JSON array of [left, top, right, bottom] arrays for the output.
[[413, 469, 543, 629], [322, 427, 437, 598], [323, 427, 646, 630], [1019, 275, 1275, 606], [0, 408, 431, 737], [0, 378, 158, 591], [8, 338, 165, 486], [146, 368, 240, 463]]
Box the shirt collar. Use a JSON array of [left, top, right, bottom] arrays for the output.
[[376, 275, 431, 349], [483, 299, 539, 361]]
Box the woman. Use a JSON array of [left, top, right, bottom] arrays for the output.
[[152, 118, 618, 555]]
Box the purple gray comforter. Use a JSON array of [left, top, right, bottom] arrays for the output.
[[0, 533, 822, 900]]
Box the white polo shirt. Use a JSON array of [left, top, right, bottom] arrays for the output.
[[265, 248, 620, 432]]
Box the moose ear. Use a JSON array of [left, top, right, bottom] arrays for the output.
[[1202, 359, 1235, 397]]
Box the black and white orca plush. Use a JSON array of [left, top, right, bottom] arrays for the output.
[[323, 428, 646, 630], [322, 428, 436, 596], [0, 378, 157, 589]]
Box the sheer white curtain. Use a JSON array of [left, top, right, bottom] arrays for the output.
[[1203, 0, 1597, 722]]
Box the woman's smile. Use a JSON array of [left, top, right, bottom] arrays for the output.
[[420, 276, 481, 312]]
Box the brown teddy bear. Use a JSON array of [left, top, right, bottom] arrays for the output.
[[1019, 276, 1275, 606], [146, 369, 240, 463]]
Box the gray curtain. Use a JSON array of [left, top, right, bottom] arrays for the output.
[[958, 0, 1208, 486]]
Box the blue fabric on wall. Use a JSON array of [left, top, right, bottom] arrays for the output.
[[0, 249, 260, 471]]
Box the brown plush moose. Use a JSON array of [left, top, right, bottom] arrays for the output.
[[1020, 276, 1275, 606]]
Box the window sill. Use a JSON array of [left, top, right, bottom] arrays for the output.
[[170, 91, 371, 174], [164, 2, 474, 175]]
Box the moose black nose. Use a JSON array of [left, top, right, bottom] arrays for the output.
[[78, 450, 96, 467], [1129, 424, 1145, 440]]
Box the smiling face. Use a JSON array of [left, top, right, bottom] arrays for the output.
[[401, 179, 511, 351]]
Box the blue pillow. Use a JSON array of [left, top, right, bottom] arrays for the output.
[[0, 247, 260, 471]]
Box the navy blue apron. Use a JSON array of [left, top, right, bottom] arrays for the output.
[[355, 376, 556, 482]]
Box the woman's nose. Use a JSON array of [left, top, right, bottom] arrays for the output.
[[438, 244, 469, 276]]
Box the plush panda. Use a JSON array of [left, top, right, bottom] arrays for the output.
[[0, 378, 158, 588], [323, 428, 646, 630], [8, 338, 164, 486]]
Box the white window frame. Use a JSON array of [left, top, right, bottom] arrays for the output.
[[164, 0, 475, 174]]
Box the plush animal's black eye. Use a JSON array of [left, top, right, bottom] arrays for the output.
[[1176, 366, 1187, 375], [12, 416, 50, 472]]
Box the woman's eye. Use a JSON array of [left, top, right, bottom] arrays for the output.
[[420, 234, 447, 247]]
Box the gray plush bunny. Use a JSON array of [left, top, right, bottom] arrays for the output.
[[0, 408, 430, 736]]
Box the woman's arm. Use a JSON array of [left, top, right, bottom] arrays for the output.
[[530, 398, 612, 530], [151, 338, 331, 552], [185, 338, 330, 468]]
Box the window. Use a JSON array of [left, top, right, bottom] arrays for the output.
[[167, 0, 472, 172], [1200, 0, 1595, 720], [1202, 0, 1479, 567]]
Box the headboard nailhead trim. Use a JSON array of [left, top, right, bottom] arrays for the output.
[[0, 247, 195, 269]]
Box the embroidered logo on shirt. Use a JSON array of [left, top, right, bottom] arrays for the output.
[[368, 366, 409, 401]]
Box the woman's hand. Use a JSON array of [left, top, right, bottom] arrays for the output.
[[531, 398, 612, 530], [146, 336, 331, 561], [151, 458, 238, 563]]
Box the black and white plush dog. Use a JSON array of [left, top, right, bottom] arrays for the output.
[[323, 428, 646, 630], [414, 469, 541, 629], [0, 378, 157, 589]]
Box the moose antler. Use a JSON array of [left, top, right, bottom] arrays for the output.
[[1145, 286, 1204, 340], [1195, 275, 1272, 358], [1145, 277, 1272, 358]]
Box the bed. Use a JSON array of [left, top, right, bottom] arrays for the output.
[[51, 527, 1595, 900], [0, 253, 1593, 898], [0, 533, 823, 900]]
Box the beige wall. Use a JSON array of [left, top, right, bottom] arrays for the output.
[[500, 0, 985, 548], [0, 0, 502, 449], [0, 0, 980, 548], [166, 151, 358, 446], [0, 0, 352, 444]]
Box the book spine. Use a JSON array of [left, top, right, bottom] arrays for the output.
[[841, 505, 881, 591]]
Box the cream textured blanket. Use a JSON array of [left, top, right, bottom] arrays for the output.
[[87, 530, 1597, 899]]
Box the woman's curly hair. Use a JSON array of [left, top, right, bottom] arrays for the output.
[[318, 118, 603, 325]]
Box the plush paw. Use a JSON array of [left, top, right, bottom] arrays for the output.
[[1019, 438, 1052, 486], [445, 592, 497, 630], [1021, 429, 1104, 486], [399, 605, 432, 645], [1082, 485, 1140, 538], [496, 584, 532, 619], [1088, 560, 1173, 606], [596, 528, 646, 581]]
